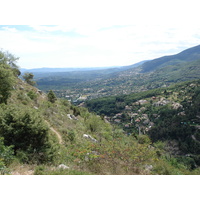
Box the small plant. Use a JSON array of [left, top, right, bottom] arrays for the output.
[[27, 91, 37, 100]]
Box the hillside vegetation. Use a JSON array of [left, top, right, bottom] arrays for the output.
[[1, 50, 199, 175], [86, 80, 200, 170]]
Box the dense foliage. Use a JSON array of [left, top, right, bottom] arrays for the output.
[[0, 105, 57, 163], [0, 51, 17, 104], [86, 80, 200, 170]]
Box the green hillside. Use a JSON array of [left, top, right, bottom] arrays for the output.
[[3, 50, 195, 175], [1, 50, 200, 175], [86, 80, 200, 170], [140, 44, 200, 73]]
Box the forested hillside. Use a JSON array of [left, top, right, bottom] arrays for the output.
[[86, 80, 200, 170], [1, 50, 200, 175]]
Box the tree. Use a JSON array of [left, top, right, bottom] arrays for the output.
[[0, 66, 15, 104], [47, 90, 57, 103], [0, 51, 20, 77], [0, 51, 18, 104], [22, 72, 36, 86]]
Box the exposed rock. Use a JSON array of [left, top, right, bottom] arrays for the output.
[[71, 114, 78, 120], [144, 164, 153, 172], [67, 114, 78, 120], [58, 164, 70, 170], [37, 90, 43, 94], [67, 114, 73, 120], [83, 134, 97, 143]]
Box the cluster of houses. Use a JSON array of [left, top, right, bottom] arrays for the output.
[[104, 95, 184, 135]]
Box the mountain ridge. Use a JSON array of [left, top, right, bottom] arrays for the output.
[[33, 44, 200, 100], [140, 44, 200, 73]]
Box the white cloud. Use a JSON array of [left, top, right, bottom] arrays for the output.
[[0, 0, 200, 68]]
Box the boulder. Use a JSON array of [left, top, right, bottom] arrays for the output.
[[83, 134, 97, 143], [58, 164, 70, 170], [144, 164, 153, 172]]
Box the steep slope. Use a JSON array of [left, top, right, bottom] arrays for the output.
[[1, 56, 167, 175], [140, 44, 200, 73]]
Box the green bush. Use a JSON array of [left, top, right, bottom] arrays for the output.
[[27, 91, 37, 100], [47, 90, 57, 103], [0, 105, 56, 163]]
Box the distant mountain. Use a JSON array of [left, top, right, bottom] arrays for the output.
[[21, 60, 148, 75], [140, 44, 200, 73], [26, 61, 148, 85], [20, 66, 120, 73], [33, 44, 200, 100]]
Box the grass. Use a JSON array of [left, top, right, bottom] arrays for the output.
[[34, 165, 93, 175]]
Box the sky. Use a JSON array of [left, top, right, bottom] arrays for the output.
[[1, 0, 200, 69]]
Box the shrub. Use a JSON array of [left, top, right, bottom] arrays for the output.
[[0, 105, 56, 163], [47, 90, 57, 103], [27, 91, 37, 100]]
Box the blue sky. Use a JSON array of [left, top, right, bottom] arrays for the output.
[[1, 0, 200, 69]]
